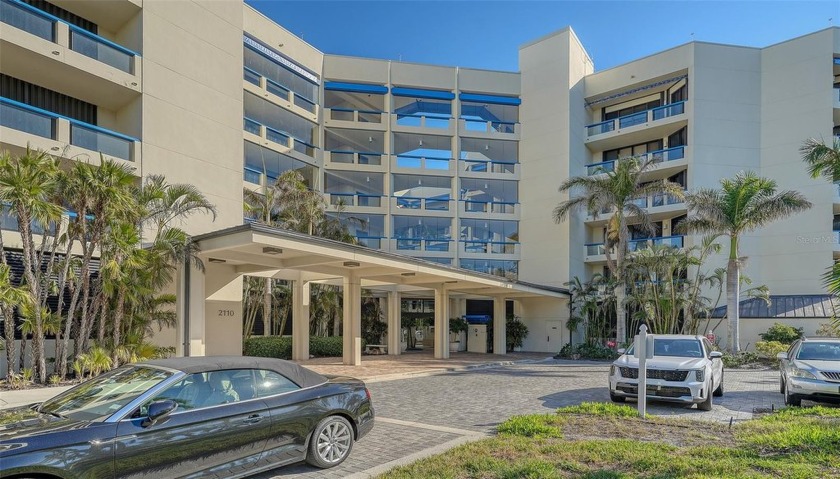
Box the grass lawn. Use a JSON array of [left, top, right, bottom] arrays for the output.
[[378, 402, 840, 479]]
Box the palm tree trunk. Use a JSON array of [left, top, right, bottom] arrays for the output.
[[112, 292, 125, 366], [614, 284, 627, 343], [263, 277, 272, 336], [727, 258, 741, 352]]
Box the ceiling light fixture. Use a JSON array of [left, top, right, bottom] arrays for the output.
[[262, 247, 283, 255], [343, 261, 360, 267], [208, 258, 226, 264], [401, 272, 416, 277]]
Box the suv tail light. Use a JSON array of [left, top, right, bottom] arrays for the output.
[[365, 387, 372, 401]]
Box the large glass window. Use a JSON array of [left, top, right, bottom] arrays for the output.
[[392, 89, 452, 128], [244, 141, 316, 187], [244, 43, 318, 105], [393, 216, 451, 240], [461, 99, 518, 133], [393, 174, 451, 210], [393, 133, 452, 170], [325, 129, 384, 154], [460, 259, 518, 280], [325, 87, 385, 123], [460, 178, 518, 204], [324, 171, 383, 207], [603, 140, 663, 162], [244, 92, 317, 146], [460, 219, 518, 243]]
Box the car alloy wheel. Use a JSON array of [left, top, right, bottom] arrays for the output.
[[307, 415, 354, 468], [784, 383, 802, 407]]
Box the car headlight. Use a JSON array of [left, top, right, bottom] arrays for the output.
[[791, 367, 816, 379], [695, 369, 705, 382]]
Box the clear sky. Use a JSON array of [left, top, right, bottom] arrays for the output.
[[246, 1, 839, 72]]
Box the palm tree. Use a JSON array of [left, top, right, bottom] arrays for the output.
[[0, 263, 31, 381], [680, 172, 811, 351], [553, 157, 685, 343]]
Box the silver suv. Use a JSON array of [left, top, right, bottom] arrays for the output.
[[778, 337, 840, 407]]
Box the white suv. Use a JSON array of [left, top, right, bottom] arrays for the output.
[[608, 334, 724, 411]]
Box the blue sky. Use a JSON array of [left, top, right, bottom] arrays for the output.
[[246, 1, 839, 72]]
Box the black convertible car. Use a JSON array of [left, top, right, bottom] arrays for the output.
[[0, 356, 374, 478]]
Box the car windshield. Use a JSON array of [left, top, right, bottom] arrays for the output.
[[796, 342, 840, 361], [627, 339, 704, 358], [38, 366, 173, 421]]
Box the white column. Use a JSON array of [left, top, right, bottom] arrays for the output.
[[387, 290, 401, 356], [434, 286, 450, 359], [494, 296, 506, 355], [343, 274, 362, 365], [186, 262, 206, 357], [292, 280, 310, 361]]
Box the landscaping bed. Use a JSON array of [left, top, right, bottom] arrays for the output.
[[379, 402, 840, 478]]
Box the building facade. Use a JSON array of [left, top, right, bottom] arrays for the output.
[[1, 0, 838, 354]]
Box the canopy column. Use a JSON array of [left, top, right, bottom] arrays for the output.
[[343, 274, 362, 365], [292, 279, 310, 361], [494, 295, 506, 355], [386, 290, 402, 356], [434, 286, 450, 359]]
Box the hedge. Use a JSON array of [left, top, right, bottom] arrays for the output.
[[243, 336, 367, 360]]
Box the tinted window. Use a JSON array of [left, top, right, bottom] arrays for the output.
[[796, 342, 840, 361], [256, 370, 300, 397], [653, 339, 703, 358]]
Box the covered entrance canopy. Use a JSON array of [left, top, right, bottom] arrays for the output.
[[184, 223, 568, 365]]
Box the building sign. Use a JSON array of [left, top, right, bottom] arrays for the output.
[[243, 35, 320, 85]]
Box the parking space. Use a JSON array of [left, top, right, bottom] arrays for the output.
[[259, 360, 783, 478]]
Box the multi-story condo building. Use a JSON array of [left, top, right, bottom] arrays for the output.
[[1, 0, 838, 359]]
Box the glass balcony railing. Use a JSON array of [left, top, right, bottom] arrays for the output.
[[328, 193, 382, 208], [585, 235, 684, 257], [462, 240, 518, 255], [462, 200, 516, 214], [394, 196, 451, 211], [243, 117, 261, 135], [328, 150, 383, 166], [395, 238, 452, 252], [2, 0, 138, 73], [586, 101, 686, 137], [356, 236, 383, 249], [266, 78, 290, 101], [394, 154, 451, 170], [585, 243, 607, 256], [834, 230, 840, 245], [294, 94, 317, 114], [462, 118, 516, 134], [328, 107, 383, 124], [651, 192, 686, 207], [1, 97, 137, 161], [461, 159, 517, 174], [243, 166, 262, 185], [586, 146, 685, 176], [243, 66, 261, 87], [242, 117, 311, 154], [395, 113, 451, 129]]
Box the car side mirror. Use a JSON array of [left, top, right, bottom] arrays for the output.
[[143, 399, 177, 427], [776, 352, 788, 360], [617, 348, 626, 355], [709, 351, 723, 359]]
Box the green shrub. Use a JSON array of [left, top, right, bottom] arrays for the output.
[[244, 336, 367, 360], [759, 322, 803, 344], [755, 340, 788, 359], [554, 343, 619, 360], [721, 350, 760, 368]]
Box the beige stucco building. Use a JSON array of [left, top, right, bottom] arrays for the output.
[[1, 0, 839, 361]]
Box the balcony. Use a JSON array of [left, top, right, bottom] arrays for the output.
[[459, 200, 518, 217], [0, 97, 139, 163], [392, 154, 453, 173], [243, 117, 316, 159], [586, 191, 686, 225], [584, 235, 684, 262], [393, 238, 453, 253], [458, 118, 519, 139], [242, 67, 318, 122], [460, 240, 519, 256], [585, 146, 686, 176], [459, 159, 519, 178], [325, 150, 383, 167], [1, 0, 140, 109], [324, 107, 385, 127], [327, 193, 383, 209], [392, 196, 453, 212], [585, 102, 687, 150], [391, 113, 455, 134]]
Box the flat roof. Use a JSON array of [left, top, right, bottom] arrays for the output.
[[194, 223, 569, 299]]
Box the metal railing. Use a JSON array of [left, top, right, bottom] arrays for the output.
[[461, 240, 518, 254], [585, 235, 684, 256], [328, 193, 382, 208], [586, 146, 685, 176], [394, 196, 451, 211], [394, 154, 451, 170], [2, 0, 138, 73], [394, 238, 452, 252], [461, 118, 517, 134], [1, 97, 137, 161], [243, 117, 310, 154], [462, 200, 517, 214], [327, 150, 383, 166], [586, 101, 686, 136], [395, 113, 451, 129], [328, 107, 383, 124], [461, 159, 517, 174]]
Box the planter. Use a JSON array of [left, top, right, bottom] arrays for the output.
[[449, 341, 460, 353]]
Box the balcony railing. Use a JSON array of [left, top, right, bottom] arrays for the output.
[[243, 67, 318, 115], [327, 150, 383, 166], [356, 236, 384, 249], [394, 196, 452, 211], [1, 97, 137, 161], [460, 159, 517, 174], [328, 193, 382, 208], [243, 117, 316, 157], [394, 238, 452, 252], [395, 113, 451, 129], [585, 235, 684, 257], [2, 0, 139, 74], [586, 146, 685, 175], [461, 240, 518, 255], [394, 154, 451, 170], [586, 101, 686, 137], [328, 107, 383, 124], [461, 118, 517, 134], [462, 200, 517, 214], [651, 192, 686, 207]]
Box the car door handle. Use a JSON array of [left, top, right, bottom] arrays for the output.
[[241, 414, 263, 425]]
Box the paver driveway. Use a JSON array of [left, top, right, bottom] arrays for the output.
[[255, 359, 782, 479]]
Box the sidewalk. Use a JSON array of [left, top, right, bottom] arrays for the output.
[[0, 351, 550, 410]]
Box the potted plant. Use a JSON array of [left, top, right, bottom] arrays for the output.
[[449, 317, 468, 352]]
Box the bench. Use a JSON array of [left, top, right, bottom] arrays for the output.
[[365, 344, 387, 354]]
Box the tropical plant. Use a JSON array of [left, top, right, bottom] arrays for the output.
[[759, 322, 803, 344], [0, 263, 31, 381], [565, 274, 617, 345], [505, 314, 529, 352], [680, 172, 811, 351], [553, 157, 685, 343]]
